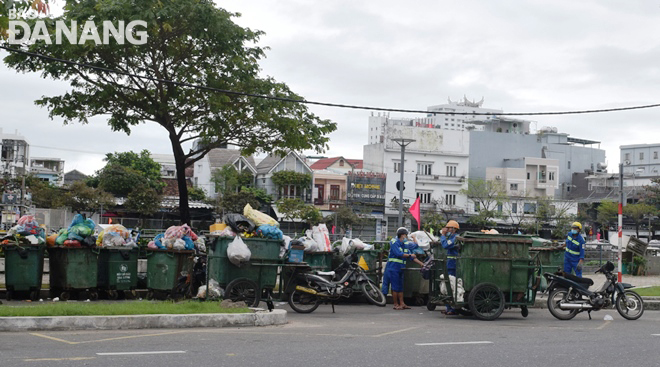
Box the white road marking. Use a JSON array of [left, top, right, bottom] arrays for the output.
[[96, 351, 187, 356], [416, 341, 493, 346], [652, 334, 660, 336]]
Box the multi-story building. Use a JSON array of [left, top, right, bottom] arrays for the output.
[[30, 157, 64, 186], [620, 143, 660, 193], [193, 148, 256, 199], [255, 151, 313, 203], [364, 115, 470, 224], [0, 128, 29, 179]]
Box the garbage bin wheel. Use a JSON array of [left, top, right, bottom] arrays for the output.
[[89, 291, 99, 301], [60, 292, 70, 302], [146, 290, 155, 300], [468, 282, 505, 321], [107, 290, 119, 300], [6, 290, 13, 301], [521, 306, 529, 318], [29, 290, 40, 301], [427, 299, 437, 311], [226, 278, 261, 307]]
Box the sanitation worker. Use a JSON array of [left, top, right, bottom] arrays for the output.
[[441, 220, 461, 315], [381, 227, 423, 310], [564, 222, 586, 277]]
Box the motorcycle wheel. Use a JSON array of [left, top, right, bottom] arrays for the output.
[[361, 281, 386, 307], [615, 290, 644, 320], [288, 288, 321, 314], [547, 288, 579, 320]]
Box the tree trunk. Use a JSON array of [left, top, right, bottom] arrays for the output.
[[169, 134, 191, 225]]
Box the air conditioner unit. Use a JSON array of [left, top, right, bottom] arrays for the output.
[[495, 175, 502, 180]]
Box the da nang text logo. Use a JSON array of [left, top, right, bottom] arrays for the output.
[[6, 8, 148, 45]]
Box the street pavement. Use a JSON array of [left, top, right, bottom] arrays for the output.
[[1, 304, 659, 367]]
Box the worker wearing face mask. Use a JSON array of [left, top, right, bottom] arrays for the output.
[[564, 222, 586, 277]]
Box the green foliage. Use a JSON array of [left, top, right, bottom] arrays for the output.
[[276, 198, 321, 228], [597, 200, 619, 229], [97, 164, 144, 197], [28, 179, 66, 209], [271, 171, 312, 189], [624, 203, 657, 237], [0, 301, 249, 317], [467, 212, 497, 229], [3, 0, 336, 223], [212, 164, 253, 194], [298, 205, 323, 228], [241, 186, 272, 203], [461, 179, 506, 224], [63, 181, 115, 214], [187, 186, 207, 201], [421, 212, 445, 233], [325, 205, 362, 232], [95, 150, 164, 197], [125, 184, 162, 217]]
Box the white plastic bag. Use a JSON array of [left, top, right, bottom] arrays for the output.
[[341, 237, 352, 254], [301, 237, 320, 252], [311, 226, 326, 252], [351, 238, 366, 250], [317, 224, 332, 251], [173, 238, 186, 250], [227, 236, 251, 266], [197, 279, 224, 299], [439, 275, 464, 302], [281, 236, 292, 258], [410, 231, 435, 251]]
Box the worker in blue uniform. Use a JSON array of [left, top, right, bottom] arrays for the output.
[[441, 220, 461, 315], [564, 222, 586, 277], [381, 227, 423, 310]]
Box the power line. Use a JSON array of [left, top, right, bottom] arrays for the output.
[[2, 44, 660, 117], [30, 144, 107, 155]]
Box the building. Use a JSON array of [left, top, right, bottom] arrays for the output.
[[312, 171, 347, 211], [470, 126, 607, 199], [29, 157, 64, 186], [255, 151, 313, 203], [309, 156, 363, 174], [0, 128, 29, 179], [426, 97, 503, 131], [485, 157, 560, 198], [151, 154, 178, 179], [620, 143, 660, 190], [193, 148, 256, 199], [364, 115, 470, 224], [62, 169, 88, 187]]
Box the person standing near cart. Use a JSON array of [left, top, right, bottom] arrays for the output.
[[441, 220, 461, 315], [564, 222, 586, 277], [381, 227, 423, 310]]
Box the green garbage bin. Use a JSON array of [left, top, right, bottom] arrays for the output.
[[354, 249, 381, 284], [146, 249, 193, 299], [208, 237, 281, 290], [48, 247, 99, 301], [304, 251, 334, 271], [98, 247, 139, 299], [3, 244, 45, 301], [403, 261, 427, 301]]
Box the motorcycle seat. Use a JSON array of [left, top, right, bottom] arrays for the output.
[[560, 272, 594, 286], [316, 271, 335, 277]]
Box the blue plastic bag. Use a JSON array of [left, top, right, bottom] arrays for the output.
[[182, 235, 195, 250], [154, 233, 165, 249], [257, 225, 283, 240]]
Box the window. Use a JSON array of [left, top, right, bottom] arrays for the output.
[[524, 203, 537, 214], [445, 194, 456, 206], [497, 204, 503, 213], [512, 203, 518, 213], [330, 185, 340, 200], [510, 183, 518, 191], [625, 153, 630, 161], [417, 192, 432, 204], [417, 163, 432, 175], [394, 161, 401, 173], [567, 186, 571, 192], [549, 172, 555, 181], [655, 152, 658, 160], [567, 161, 571, 169], [446, 165, 457, 177], [339, 160, 345, 167], [474, 202, 480, 211], [527, 172, 531, 180], [640, 152, 644, 161]]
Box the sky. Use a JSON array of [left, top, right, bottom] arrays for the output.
[[2, 0, 660, 175]]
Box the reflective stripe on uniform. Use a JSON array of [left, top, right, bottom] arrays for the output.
[[565, 248, 580, 256], [567, 236, 580, 246], [447, 256, 457, 259], [388, 258, 405, 264]]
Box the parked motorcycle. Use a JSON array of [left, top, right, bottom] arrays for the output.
[[287, 251, 387, 313], [544, 261, 644, 320]]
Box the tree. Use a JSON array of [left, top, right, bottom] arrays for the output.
[[63, 181, 115, 215], [187, 186, 207, 201], [217, 190, 261, 215], [125, 183, 162, 218], [212, 164, 253, 195], [421, 212, 445, 234], [325, 205, 362, 234], [276, 197, 321, 231], [96, 164, 144, 197], [271, 171, 312, 199], [28, 180, 67, 208], [461, 179, 506, 228], [93, 150, 164, 197], [624, 203, 657, 237], [3, 0, 336, 224], [597, 200, 619, 233]]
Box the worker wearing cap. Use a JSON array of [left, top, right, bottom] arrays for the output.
[[564, 222, 586, 277], [381, 227, 423, 310], [441, 220, 461, 315]]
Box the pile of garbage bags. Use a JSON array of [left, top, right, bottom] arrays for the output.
[[296, 224, 332, 253], [96, 224, 137, 248], [338, 236, 374, 254], [147, 223, 206, 252], [209, 204, 283, 241], [1, 215, 46, 246], [46, 214, 97, 248]]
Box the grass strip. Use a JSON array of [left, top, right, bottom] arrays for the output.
[[0, 301, 251, 317], [632, 286, 660, 297]]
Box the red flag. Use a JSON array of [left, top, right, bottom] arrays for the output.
[[409, 197, 421, 230]]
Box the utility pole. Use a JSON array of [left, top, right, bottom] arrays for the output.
[[392, 138, 415, 228], [618, 163, 623, 283]]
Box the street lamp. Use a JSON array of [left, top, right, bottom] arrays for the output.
[[392, 138, 415, 228]]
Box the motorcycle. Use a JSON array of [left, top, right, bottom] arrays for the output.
[[287, 251, 387, 313], [544, 261, 644, 320]]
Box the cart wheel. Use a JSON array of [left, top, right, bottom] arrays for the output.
[[107, 290, 119, 300], [468, 283, 505, 321], [6, 290, 13, 301], [521, 306, 529, 318], [60, 292, 70, 302], [29, 290, 40, 301], [225, 278, 261, 307], [89, 291, 99, 301], [146, 290, 155, 300], [427, 299, 437, 311]]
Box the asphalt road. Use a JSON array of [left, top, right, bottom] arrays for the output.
[[1, 304, 660, 367]]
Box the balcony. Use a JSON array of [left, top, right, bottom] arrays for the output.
[[416, 174, 464, 185]]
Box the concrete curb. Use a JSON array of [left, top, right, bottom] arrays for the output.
[[0, 309, 287, 332]]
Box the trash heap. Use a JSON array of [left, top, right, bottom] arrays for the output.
[[1, 215, 46, 246], [147, 223, 206, 252], [209, 204, 284, 241], [96, 224, 137, 248], [46, 214, 97, 248]]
